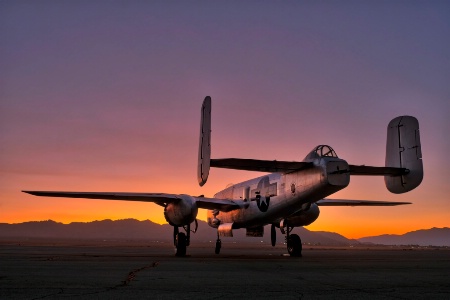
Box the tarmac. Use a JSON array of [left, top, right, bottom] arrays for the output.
[[1, 239, 449, 299]]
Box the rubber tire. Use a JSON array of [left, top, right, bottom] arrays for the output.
[[215, 239, 221, 254], [175, 232, 187, 256], [287, 234, 302, 257]]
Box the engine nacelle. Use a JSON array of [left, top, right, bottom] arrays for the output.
[[164, 195, 198, 226], [285, 203, 320, 227]]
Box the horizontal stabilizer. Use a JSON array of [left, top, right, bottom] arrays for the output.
[[348, 165, 408, 176], [317, 199, 411, 206], [211, 158, 313, 173]]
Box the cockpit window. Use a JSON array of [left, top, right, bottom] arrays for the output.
[[314, 145, 338, 158], [303, 145, 339, 161]]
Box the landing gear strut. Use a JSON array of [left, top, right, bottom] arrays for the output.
[[173, 220, 198, 257], [175, 230, 187, 256], [215, 232, 221, 254], [173, 226, 187, 256], [212, 210, 221, 254], [281, 223, 302, 257]]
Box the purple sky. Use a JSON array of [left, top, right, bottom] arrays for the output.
[[1, 1, 449, 237]]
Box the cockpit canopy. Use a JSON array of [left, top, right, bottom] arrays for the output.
[[304, 145, 338, 161]]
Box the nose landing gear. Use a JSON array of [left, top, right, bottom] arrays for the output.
[[280, 221, 302, 257], [287, 233, 302, 257]]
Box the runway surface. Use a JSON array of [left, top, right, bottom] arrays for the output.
[[1, 240, 449, 299]]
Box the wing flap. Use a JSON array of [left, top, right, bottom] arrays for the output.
[[317, 199, 411, 206], [210, 158, 313, 173], [194, 197, 242, 212]]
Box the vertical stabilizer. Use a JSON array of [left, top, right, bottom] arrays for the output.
[[198, 96, 211, 186], [385, 116, 423, 193]]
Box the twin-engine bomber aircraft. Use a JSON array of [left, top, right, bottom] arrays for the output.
[[24, 96, 423, 257]]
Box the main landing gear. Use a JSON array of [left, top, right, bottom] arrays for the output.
[[215, 232, 221, 254], [173, 220, 198, 257], [287, 233, 302, 257], [276, 223, 302, 257]]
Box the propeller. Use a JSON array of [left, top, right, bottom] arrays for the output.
[[271, 224, 276, 246]]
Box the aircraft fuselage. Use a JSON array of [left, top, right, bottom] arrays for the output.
[[207, 156, 350, 229]]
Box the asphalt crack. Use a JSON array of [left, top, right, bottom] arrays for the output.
[[31, 288, 64, 300], [121, 261, 159, 286], [31, 261, 160, 299]]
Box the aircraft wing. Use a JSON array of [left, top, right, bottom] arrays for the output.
[[22, 191, 241, 212], [210, 158, 313, 173], [316, 199, 411, 206]]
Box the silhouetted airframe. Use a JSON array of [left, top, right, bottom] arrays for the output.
[[24, 96, 423, 257]]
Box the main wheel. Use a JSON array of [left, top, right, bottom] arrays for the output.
[[215, 239, 221, 254], [287, 234, 302, 257], [175, 232, 187, 256]]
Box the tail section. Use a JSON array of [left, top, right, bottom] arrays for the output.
[[198, 96, 211, 186], [385, 116, 423, 193]]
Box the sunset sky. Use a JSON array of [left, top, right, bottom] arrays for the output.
[[1, 1, 449, 239]]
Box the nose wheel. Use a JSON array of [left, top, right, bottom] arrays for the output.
[[281, 222, 302, 257], [287, 234, 302, 257]]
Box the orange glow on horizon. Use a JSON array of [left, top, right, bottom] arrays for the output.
[[4, 186, 449, 240], [2, 165, 449, 240], [4, 209, 448, 240]]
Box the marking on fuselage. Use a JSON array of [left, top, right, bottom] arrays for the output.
[[250, 176, 277, 212]]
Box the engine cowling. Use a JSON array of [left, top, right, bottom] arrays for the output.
[[164, 195, 198, 226], [285, 203, 320, 227]]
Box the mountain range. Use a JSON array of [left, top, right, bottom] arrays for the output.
[[358, 228, 450, 246], [0, 219, 448, 246]]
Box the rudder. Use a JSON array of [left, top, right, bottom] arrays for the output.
[[385, 116, 423, 193], [197, 96, 211, 186]]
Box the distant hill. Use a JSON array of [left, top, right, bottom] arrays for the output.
[[0, 219, 355, 246], [358, 228, 450, 246], [0, 219, 172, 241], [1, 220, 447, 246]]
